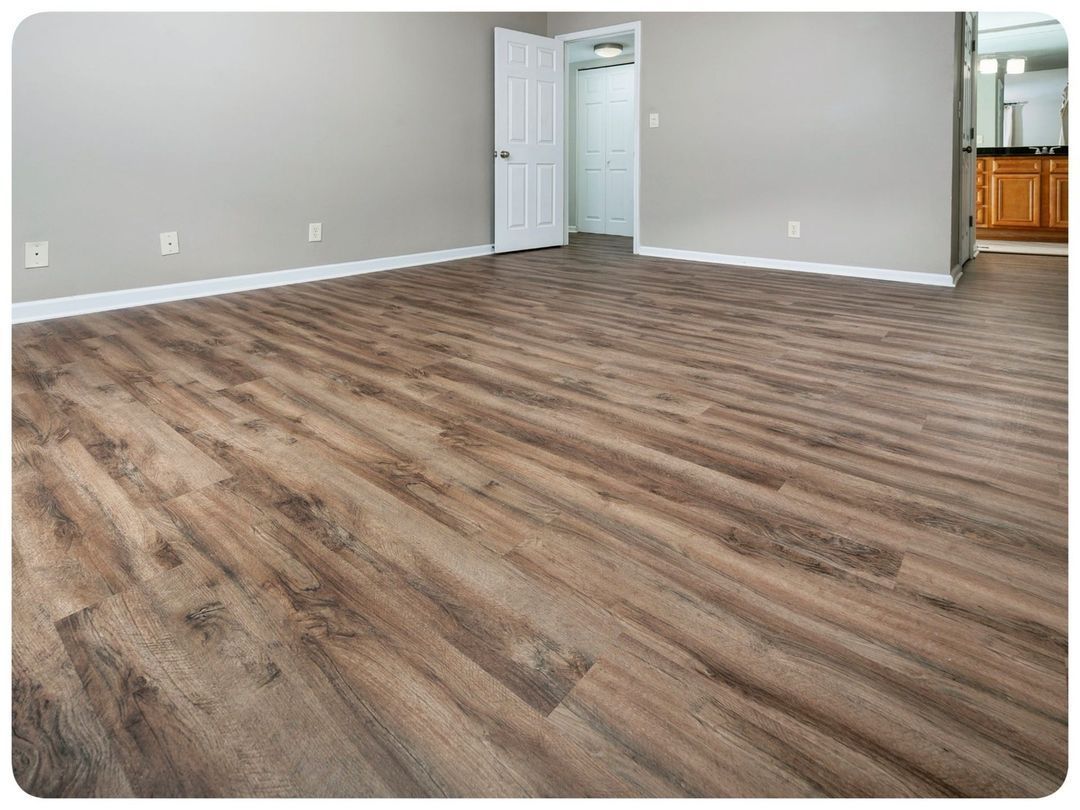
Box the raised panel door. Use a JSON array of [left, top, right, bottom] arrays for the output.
[[494, 29, 564, 252], [991, 173, 1041, 228]]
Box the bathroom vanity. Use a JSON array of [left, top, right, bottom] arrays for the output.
[[976, 147, 1068, 242]]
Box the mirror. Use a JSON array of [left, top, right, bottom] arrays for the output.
[[976, 12, 1067, 149]]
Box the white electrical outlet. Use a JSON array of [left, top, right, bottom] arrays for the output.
[[649, 112, 660, 128], [787, 221, 801, 238], [160, 231, 180, 255], [24, 241, 49, 269], [308, 222, 322, 242]]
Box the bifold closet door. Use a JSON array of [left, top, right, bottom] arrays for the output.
[[576, 63, 634, 236]]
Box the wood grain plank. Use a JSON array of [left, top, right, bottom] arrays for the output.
[[11, 236, 1067, 796], [160, 483, 628, 796], [35, 361, 232, 500], [12, 437, 183, 621], [185, 415, 622, 716], [12, 550, 134, 797], [54, 565, 293, 797]]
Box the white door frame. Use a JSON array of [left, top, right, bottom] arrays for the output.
[[555, 21, 642, 254]]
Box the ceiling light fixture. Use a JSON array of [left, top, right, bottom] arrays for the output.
[[594, 42, 623, 58], [979, 58, 999, 74], [1006, 57, 1027, 74]]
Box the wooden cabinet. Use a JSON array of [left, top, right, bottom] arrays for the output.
[[977, 155, 1068, 242], [976, 158, 988, 227], [991, 170, 1040, 228], [1048, 159, 1068, 229], [990, 157, 1042, 173]]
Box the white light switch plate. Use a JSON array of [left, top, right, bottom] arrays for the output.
[[24, 241, 49, 269], [308, 222, 322, 242], [160, 231, 179, 255], [649, 112, 660, 128]]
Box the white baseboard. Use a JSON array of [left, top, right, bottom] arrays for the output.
[[568, 226, 579, 233], [638, 245, 958, 287], [975, 239, 1068, 256], [12, 243, 495, 324]]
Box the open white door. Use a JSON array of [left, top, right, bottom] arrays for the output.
[[959, 11, 978, 264], [494, 28, 564, 253]]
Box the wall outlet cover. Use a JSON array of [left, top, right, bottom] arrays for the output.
[[787, 221, 801, 238], [25, 241, 49, 269], [160, 231, 180, 255], [648, 112, 660, 128], [308, 222, 323, 242]]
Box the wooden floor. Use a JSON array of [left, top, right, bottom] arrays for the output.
[[11, 235, 1067, 797]]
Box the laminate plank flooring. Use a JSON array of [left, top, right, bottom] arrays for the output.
[[11, 235, 1067, 796]]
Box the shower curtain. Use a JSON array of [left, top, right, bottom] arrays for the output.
[[1060, 83, 1068, 145], [1003, 103, 1025, 147]]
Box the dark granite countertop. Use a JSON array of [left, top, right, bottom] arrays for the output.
[[978, 146, 1068, 156]]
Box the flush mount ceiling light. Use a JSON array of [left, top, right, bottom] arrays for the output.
[[979, 58, 999, 74], [594, 42, 623, 58], [1006, 57, 1027, 74]]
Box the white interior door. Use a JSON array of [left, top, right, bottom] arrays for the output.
[[959, 11, 978, 263], [578, 68, 606, 234], [494, 28, 564, 253], [577, 64, 635, 236]]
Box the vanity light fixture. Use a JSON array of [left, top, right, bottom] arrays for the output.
[[979, 58, 999, 74], [1006, 57, 1027, 74], [594, 42, 623, 58]]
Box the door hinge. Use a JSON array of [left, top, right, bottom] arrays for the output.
[[969, 215, 974, 227]]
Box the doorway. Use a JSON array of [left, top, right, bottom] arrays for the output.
[[971, 12, 1069, 257], [556, 23, 641, 252], [492, 22, 640, 255]]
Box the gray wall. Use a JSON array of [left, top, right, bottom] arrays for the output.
[[12, 12, 546, 302], [13, 11, 963, 304], [549, 12, 960, 276]]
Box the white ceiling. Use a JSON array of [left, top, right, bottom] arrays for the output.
[[567, 35, 635, 65], [979, 12, 1057, 30], [978, 13, 1067, 71]]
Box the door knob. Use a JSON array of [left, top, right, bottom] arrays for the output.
[[499, 150, 511, 158], [962, 146, 973, 153]]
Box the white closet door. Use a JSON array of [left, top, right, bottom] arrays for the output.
[[603, 66, 634, 236], [576, 64, 635, 236], [577, 68, 606, 233], [494, 28, 564, 253]]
